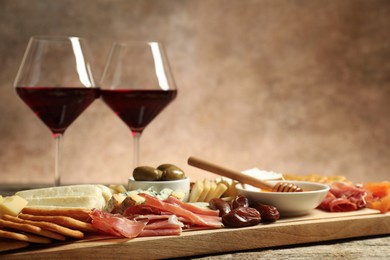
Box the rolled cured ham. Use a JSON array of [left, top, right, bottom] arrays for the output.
[[318, 182, 368, 212]]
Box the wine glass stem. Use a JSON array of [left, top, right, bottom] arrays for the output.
[[54, 133, 63, 186], [133, 132, 141, 169]]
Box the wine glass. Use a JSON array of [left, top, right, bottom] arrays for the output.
[[100, 41, 177, 169], [14, 36, 99, 186]]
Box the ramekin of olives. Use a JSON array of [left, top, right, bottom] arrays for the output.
[[128, 164, 190, 201]]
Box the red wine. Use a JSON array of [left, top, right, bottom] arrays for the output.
[[16, 87, 99, 134], [101, 89, 177, 133]]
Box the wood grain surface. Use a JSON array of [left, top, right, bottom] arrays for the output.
[[1, 209, 389, 259]]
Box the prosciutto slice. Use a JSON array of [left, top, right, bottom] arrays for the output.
[[90, 209, 146, 238], [90, 194, 224, 239], [123, 204, 167, 217], [164, 196, 219, 216], [139, 194, 223, 228], [144, 215, 184, 230], [328, 198, 358, 212], [133, 214, 174, 221], [139, 227, 182, 237], [318, 182, 368, 212], [139, 215, 183, 237], [90, 210, 183, 238]]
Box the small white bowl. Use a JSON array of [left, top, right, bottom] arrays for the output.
[[236, 181, 330, 217], [128, 177, 190, 201]]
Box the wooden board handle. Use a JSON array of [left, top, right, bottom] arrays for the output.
[[187, 156, 275, 190]]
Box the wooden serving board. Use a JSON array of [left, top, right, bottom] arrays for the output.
[[2, 209, 390, 259]]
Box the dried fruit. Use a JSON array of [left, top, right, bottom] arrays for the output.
[[363, 181, 390, 213], [209, 198, 231, 217], [251, 203, 280, 222], [231, 195, 249, 209], [222, 207, 261, 227]]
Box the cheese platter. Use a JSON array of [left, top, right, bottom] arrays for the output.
[[1, 159, 389, 259]]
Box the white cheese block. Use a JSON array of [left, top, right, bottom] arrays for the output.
[[24, 196, 105, 209], [15, 184, 112, 210], [16, 185, 109, 200]]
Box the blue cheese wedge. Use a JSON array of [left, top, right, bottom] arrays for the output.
[[126, 187, 185, 201]]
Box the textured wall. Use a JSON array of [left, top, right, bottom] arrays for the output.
[[0, 0, 389, 185]]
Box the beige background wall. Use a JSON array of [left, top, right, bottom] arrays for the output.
[[0, 0, 389, 185]]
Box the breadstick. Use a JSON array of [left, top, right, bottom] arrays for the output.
[[2, 214, 84, 239], [0, 218, 65, 241], [0, 228, 51, 244], [18, 214, 96, 233], [22, 207, 92, 222]]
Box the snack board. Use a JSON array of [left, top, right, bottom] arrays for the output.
[[1, 209, 389, 259]]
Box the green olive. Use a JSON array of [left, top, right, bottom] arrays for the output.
[[159, 165, 186, 181], [157, 164, 176, 172], [133, 166, 163, 181]]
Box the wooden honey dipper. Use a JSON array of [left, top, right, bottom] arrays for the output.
[[188, 156, 303, 192]]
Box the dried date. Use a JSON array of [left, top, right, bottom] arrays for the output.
[[231, 195, 249, 209], [209, 198, 231, 217], [222, 207, 261, 227], [251, 203, 280, 222]]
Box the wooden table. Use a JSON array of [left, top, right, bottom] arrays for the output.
[[199, 235, 390, 259]]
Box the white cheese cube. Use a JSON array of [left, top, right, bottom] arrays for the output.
[[0, 195, 28, 216]]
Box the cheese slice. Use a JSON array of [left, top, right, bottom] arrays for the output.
[[24, 196, 105, 209], [0, 195, 28, 216], [16, 185, 109, 199], [197, 180, 211, 202], [96, 184, 114, 202]]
